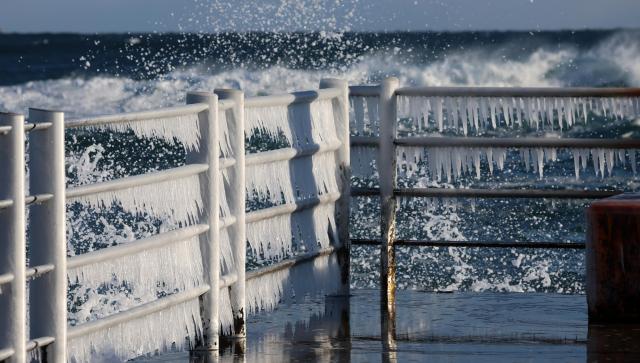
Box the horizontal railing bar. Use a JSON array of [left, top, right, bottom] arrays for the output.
[[246, 192, 341, 224], [25, 193, 54, 206], [244, 88, 342, 108], [0, 199, 13, 209], [351, 187, 622, 199], [351, 238, 585, 249], [220, 273, 237, 289], [0, 348, 14, 361], [0, 272, 14, 285], [220, 157, 236, 169], [349, 85, 380, 97], [0, 125, 11, 134], [350, 136, 379, 147], [25, 336, 55, 352], [26, 264, 55, 279], [395, 136, 640, 149], [66, 164, 208, 199], [396, 188, 622, 199], [65, 103, 209, 129], [396, 86, 640, 98], [67, 224, 209, 269], [24, 122, 53, 132], [67, 285, 210, 339], [220, 216, 236, 229], [246, 140, 342, 166], [246, 246, 336, 281]]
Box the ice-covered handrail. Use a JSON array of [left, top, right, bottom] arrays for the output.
[[244, 88, 341, 108], [26, 264, 55, 279], [25, 336, 55, 352], [246, 192, 340, 224], [0, 125, 11, 134], [0, 199, 12, 209], [245, 140, 342, 166], [352, 187, 622, 199], [0, 273, 14, 285], [396, 86, 640, 98], [67, 225, 209, 269], [246, 246, 336, 281], [66, 164, 208, 199], [65, 103, 209, 128], [67, 285, 210, 339], [0, 348, 14, 361]]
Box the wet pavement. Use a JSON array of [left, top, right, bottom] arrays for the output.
[[146, 289, 640, 362]]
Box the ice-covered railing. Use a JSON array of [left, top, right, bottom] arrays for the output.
[[0, 79, 351, 363], [241, 80, 350, 317], [0, 111, 65, 363], [348, 78, 640, 350]]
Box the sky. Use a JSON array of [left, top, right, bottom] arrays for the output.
[[1, 0, 639, 33]]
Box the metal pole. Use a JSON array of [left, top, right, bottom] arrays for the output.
[[0, 113, 26, 363], [28, 109, 67, 362], [186, 93, 220, 351], [319, 78, 351, 296], [378, 77, 399, 351], [214, 89, 246, 338]]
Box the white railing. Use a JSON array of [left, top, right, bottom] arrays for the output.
[[0, 79, 350, 363], [2, 77, 639, 362], [348, 78, 640, 350]]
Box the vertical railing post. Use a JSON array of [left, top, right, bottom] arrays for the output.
[[214, 89, 246, 338], [28, 109, 67, 362], [186, 93, 221, 351], [0, 113, 26, 363], [378, 77, 400, 350], [319, 78, 351, 296]]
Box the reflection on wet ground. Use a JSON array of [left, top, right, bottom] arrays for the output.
[[146, 289, 640, 362]]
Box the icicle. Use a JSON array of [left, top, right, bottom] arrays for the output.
[[365, 97, 379, 133], [219, 287, 234, 335], [435, 97, 444, 132], [351, 97, 365, 135], [220, 228, 234, 274], [630, 150, 637, 175], [68, 236, 204, 292], [69, 174, 204, 225], [572, 149, 581, 180], [68, 298, 202, 363], [218, 109, 232, 158], [246, 214, 292, 260], [246, 253, 340, 315], [88, 113, 202, 151]]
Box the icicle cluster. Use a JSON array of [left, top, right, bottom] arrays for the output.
[[218, 287, 234, 335], [350, 96, 379, 135], [571, 148, 637, 179], [245, 99, 339, 146], [218, 109, 233, 157], [246, 253, 341, 315], [68, 298, 202, 363], [246, 152, 339, 204], [398, 146, 639, 181], [398, 146, 507, 181], [246, 203, 337, 260], [68, 236, 204, 292], [87, 113, 202, 151], [397, 96, 640, 134], [219, 228, 234, 274], [69, 174, 204, 225]]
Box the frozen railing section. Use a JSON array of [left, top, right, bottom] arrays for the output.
[[0, 80, 351, 363], [242, 81, 351, 317], [348, 78, 640, 350], [0, 110, 66, 363]]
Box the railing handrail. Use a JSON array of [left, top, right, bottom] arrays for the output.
[[65, 103, 210, 128], [244, 88, 341, 108], [395, 86, 640, 98]]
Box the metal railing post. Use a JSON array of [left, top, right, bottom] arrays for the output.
[[186, 93, 221, 351], [214, 89, 246, 338], [28, 109, 67, 362], [0, 113, 26, 363], [378, 77, 399, 350], [319, 78, 351, 295]]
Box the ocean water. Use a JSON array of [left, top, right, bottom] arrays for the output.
[[2, 29, 640, 321]]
